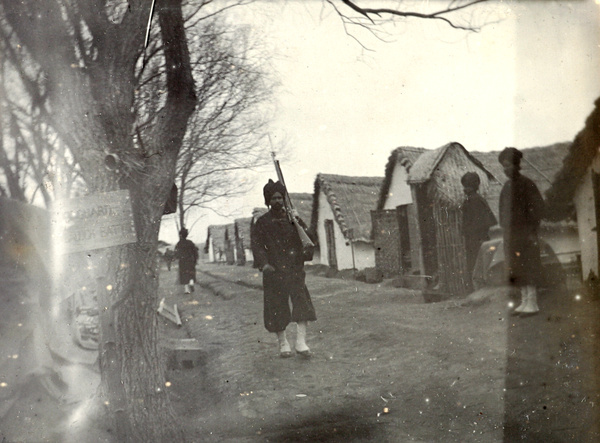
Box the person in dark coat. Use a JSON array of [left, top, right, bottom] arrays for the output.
[[175, 228, 199, 294], [460, 172, 497, 292], [498, 147, 545, 317], [251, 179, 316, 358]]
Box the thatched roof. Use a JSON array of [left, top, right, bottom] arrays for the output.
[[471, 142, 572, 223], [310, 173, 383, 243], [471, 142, 571, 220], [377, 146, 425, 210], [545, 97, 600, 220], [403, 142, 496, 210], [407, 142, 495, 185], [471, 143, 571, 195], [288, 192, 314, 226], [234, 217, 252, 243]]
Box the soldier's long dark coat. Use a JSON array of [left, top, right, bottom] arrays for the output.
[[499, 173, 545, 287], [251, 210, 316, 333], [175, 239, 198, 284]]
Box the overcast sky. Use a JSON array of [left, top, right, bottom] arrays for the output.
[[161, 0, 600, 244]]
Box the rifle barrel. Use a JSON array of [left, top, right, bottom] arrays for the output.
[[270, 152, 315, 254]]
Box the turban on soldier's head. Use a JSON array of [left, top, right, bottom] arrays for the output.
[[179, 228, 189, 238], [461, 172, 480, 189], [263, 179, 286, 206], [498, 147, 523, 166]]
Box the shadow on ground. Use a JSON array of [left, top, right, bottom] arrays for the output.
[[503, 286, 600, 442]]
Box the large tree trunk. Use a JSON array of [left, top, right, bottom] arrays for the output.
[[1, 0, 196, 440], [95, 177, 182, 441]]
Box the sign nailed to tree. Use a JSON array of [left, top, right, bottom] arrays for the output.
[[51, 190, 137, 254]]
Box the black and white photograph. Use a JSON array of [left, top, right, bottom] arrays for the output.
[[0, 0, 599, 441]]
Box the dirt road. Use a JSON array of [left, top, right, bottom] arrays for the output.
[[1, 259, 598, 442], [163, 263, 509, 442]]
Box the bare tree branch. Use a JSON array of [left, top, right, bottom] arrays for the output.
[[334, 0, 490, 32]]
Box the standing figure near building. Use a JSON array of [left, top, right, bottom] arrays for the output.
[[175, 228, 199, 294], [498, 148, 545, 317], [460, 172, 497, 291], [251, 179, 316, 358]]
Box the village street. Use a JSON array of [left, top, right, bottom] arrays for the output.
[[160, 262, 600, 442], [0, 257, 598, 442]]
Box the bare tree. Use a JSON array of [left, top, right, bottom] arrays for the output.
[[0, 110, 26, 201], [175, 20, 273, 230], [0, 25, 83, 204], [0, 82, 83, 206], [133, 12, 273, 232], [0, 1, 196, 440], [0, 53, 32, 202], [330, 0, 490, 30]]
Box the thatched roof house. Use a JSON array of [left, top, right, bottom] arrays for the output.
[[372, 140, 578, 292], [472, 143, 570, 194], [373, 143, 494, 282], [546, 101, 600, 217], [545, 97, 600, 281], [311, 174, 382, 243], [407, 142, 497, 201], [404, 142, 497, 295], [470, 143, 571, 220], [310, 173, 383, 271], [205, 224, 228, 262], [234, 217, 253, 265], [235, 217, 252, 247], [372, 146, 425, 278], [376, 146, 426, 210]]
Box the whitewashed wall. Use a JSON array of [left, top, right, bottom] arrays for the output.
[[207, 236, 216, 262], [316, 190, 375, 270], [574, 155, 600, 277], [382, 166, 413, 210]]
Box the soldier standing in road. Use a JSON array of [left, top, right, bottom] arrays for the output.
[[175, 228, 199, 294], [498, 147, 545, 317], [460, 172, 497, 292], [251, 179, 316, 358]]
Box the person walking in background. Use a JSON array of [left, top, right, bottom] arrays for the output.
[[251, 179, 316, 358], [498, 147, 545, 317], [175, 228, 199, 294], [460, 172, 497, 292], [164, 248, 175, 271]]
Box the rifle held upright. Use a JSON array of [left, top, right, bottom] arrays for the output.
[[271, 154, 315, 261]]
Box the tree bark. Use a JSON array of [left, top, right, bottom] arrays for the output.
[[0, 0, 196, 440]]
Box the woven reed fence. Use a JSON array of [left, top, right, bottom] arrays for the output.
[[434, 206, 468, 295]]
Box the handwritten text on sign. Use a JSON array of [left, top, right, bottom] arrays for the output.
[[52, 190, 137, 254]]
